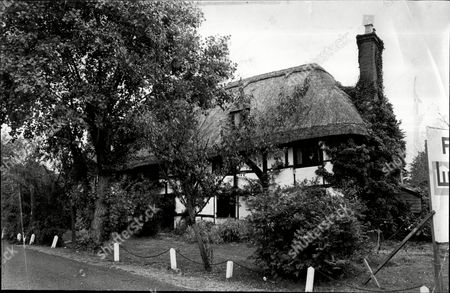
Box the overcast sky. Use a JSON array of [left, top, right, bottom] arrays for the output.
[[197, 0, 450, 165]]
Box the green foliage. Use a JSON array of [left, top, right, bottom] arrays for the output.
[[103, 176, 162, 237], [320, 75, 407, 235], [220, 84, 311, 189], [75, 228, 95, 249], [35, 227, 66, 247], [215, 218, 252, 243], [408, 151, 428, 189], [247, 186, 367, 279], [1, 133, 71, 244], [182, 219, 252, 244], [183, 220, 222, 244], [1, 0, 235, 244], [405, 151, 432, 240]]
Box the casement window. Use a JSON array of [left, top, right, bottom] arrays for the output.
[[293, 144, 323, 167], [216, 194, 236, 218], [229, 107, 250, 128], [211, 156, 223, 173]]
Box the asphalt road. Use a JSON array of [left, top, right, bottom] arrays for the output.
[[1, 241, 185, 290]]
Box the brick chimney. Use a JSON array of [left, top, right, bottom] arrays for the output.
[[356, 16, 384, 87]]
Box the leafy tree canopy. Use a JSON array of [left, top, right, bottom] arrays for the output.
[[1, 0, 234, 244]]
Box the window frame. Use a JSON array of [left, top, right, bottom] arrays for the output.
[[216, 193, 237, 218], [292, 142, 324, 168]]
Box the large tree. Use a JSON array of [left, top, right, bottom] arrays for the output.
[[139, 102, 237, 271], [408, 150, 428, 189], [1, 0, 232, 244]]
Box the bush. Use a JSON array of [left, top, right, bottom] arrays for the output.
[[75, 229, 95, 248], [247, 186, 367, 280], [182, 219, 252, 244], [104, 177, 163, 237], [216, 218, 252, 243], [183, 220, 221, 243], [35, 227, 66, 247]]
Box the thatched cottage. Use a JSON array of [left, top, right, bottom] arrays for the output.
[[125, 23, 385, 227]]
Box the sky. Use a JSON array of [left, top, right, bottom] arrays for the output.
[[196, 0, 450, 165]]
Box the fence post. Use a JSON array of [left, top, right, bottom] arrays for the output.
[[420, 286, 430, 293], [17, 233, 21, 242], [29, 234, 35, 245], [23, 236, 26, 244], [114, 243, 120, 262], [1, 228, 5, 239], [170, 248, 177, 270], [51, 235, 58, 248], [226, 261, 233, 279], [305, 266, 315, 292]]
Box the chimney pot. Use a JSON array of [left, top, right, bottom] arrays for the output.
[[364, 24, 374, 34]]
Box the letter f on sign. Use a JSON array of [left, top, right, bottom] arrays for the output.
[[442, 137, 449, 154]]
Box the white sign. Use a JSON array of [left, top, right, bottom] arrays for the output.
[[426, 127, 449, 243]]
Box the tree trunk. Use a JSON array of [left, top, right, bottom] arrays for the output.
[[29, 185, 35, 232], [71, 204, 76, 243], [189, 210, 212, 271], [90, 174, 109, 245], [243, 155, 270, 189]]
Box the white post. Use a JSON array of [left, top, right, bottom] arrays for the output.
[[420, 286, 430, 293], [1, 227, 5, 239], [305, 266, 315, 292], [51, 235, 58, 248], [29, 234, 35, 245], [17, 233, 22, 242], [114, 243, 120, 262], [226, 261, 233, 279], [170, 248, 177, 270], [23, 236, 26, 244]]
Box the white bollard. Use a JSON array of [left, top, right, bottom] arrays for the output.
[[17, 233, 22, 242], [170, 248, 177, 270], [114, 243, 120, 262], [420, 286, 430, 293], [29, 234, 35, 245], [305, 266, 315, 292], [51, 235, 58, 248], [226, 261, 233, 279]]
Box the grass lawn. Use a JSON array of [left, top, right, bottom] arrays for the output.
[[100, 233, 449, 292]]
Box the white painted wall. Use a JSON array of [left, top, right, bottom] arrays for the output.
[[197, 197, 215, 217], [294, 166, 322, 185], [237, 172, 259, 188], [175, 197, 184, 214], [238, 197, 252, 219], [272, 167, 295, 187]]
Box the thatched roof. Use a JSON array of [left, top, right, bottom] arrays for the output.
[[122, 63, 367, 170], [199, 63, 367, 147]]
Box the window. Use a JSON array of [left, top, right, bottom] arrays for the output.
[[229, 107, 250, 128], [216, 194, 236, 218], [211, 156, 223, 173], [293, 144, 323, 167]]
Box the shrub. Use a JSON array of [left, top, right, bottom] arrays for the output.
[[104, 177, 163, 237], [35, 227, 66, 247], [183, 220, 221, 243], [216, 218, 252, 243], [182, 219, 252, 244], [173, 219, 188, 236], [247, 186, 367, 280]]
